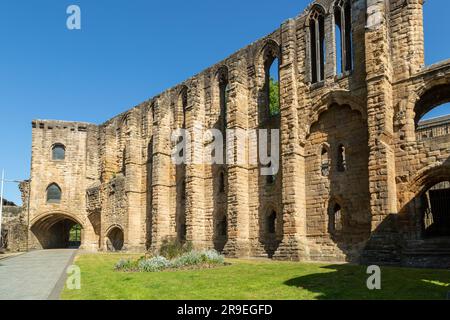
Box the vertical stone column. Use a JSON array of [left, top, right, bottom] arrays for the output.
[[185, 78, 208, 249], [325, 13, 336, 79], [82, 125, 101, 251], [124, 111, 146, 252], [223, 58, 251, 258], [202, 76, 215, 249], [389, 0, 424, 81], [150, 98, 173, 251], [365, 0, 398, 238], [274, 19, 309, 261]]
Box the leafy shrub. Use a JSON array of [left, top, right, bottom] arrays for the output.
[[138, 256, 170, 272], [114, 258, 136, 271], [159, 237, 193, 259], [201, 250, 225, 264], [171, 251, 203, 268], [171, 250, 225, 268]]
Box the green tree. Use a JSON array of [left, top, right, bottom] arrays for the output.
[[269, 77, 280, 116]]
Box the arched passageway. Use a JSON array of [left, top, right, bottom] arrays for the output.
[[421, 181, 450, 239], [31, 214, 83, 249], [106, 227, 124, 251]]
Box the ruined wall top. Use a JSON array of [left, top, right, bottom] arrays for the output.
[[31, 0, 423, 132]]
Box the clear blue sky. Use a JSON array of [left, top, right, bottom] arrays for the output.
[[1, 0, 449, 204]]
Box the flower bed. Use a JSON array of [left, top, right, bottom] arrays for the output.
[[114, 249, 226, 273]]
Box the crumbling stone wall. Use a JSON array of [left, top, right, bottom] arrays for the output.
[[24, 0, 450, 267], [1, 206, 27, 252]]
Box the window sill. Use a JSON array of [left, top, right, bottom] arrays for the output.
[[310, 80, 325, 90], [334, 70, 352, 81]]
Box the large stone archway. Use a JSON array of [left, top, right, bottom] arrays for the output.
[[401, 165, 450, 240], [414, 83, 450, 125], [30, 213, 83, 249]]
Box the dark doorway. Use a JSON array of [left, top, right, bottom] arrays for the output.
[[422, 182, 450, 238], [106, 227, 124, 251]]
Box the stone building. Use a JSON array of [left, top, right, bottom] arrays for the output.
[[24, 0, 450, 267]]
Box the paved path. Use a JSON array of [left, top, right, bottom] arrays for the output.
[[0, 249, 76, 300]]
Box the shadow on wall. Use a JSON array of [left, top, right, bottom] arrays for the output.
[[284, 264, 450, 300], [362, 157, 450, 268]]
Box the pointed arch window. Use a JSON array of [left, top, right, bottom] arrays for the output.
[[321, 145, 330, 176], [219, 171, 225, 193], [267, 210, 277, 234], [218, 68, 229, 131], [337, 144, 347, 172], [266, 56, 280, 117], [150, 102, 156, 124], [178, 87, 188, 129], [334, 0, 353, 74], [309, 7, 326, 83], [331, 203, 343, 232], [47, 183, 62, 203], [218, 216, 227, 237]]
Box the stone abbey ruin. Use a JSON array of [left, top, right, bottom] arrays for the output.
[[12, 0, 450, 268]]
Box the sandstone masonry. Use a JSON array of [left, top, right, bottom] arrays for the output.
[[23, 0, 450, 268]]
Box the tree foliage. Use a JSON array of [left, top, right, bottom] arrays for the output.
[[269, 77, 280, 116]]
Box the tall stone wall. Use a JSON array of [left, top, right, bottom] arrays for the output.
[[24, 0, 450, 267]]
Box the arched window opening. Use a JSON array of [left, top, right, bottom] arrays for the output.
[[337, 144, 347, 172], [334, 0, 353, 74], [265, 57, 280, 117], [321, 146, 330, 176], [330, 203, 343, 233], [218, 69, 229, 131], [122, 148, 127, 175], [179, 224, 187, 241], [415, 86, 450, 141], [46, 183, 62, 204], [267, 211, 277, 234], [178, 87, 188, 129], [219, 171, 225, 193], [309, 8, 326, 83], [421, 181, 450, 239], [181, 180, 186, 200], [218, 217, 227, 237], [52, 144, 66, 161], [335, 21, 343, 75], [150, 104, 156, 124]]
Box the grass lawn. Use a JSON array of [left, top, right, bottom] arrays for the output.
[[61, 253, 450, 300]]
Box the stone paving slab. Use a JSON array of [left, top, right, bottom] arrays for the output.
[[0, 249, 76, 300]]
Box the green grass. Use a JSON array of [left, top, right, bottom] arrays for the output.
[[61, 253, 450, 300]]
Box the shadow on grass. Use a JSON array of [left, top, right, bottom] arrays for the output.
[[284, 264, 450, 300]]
